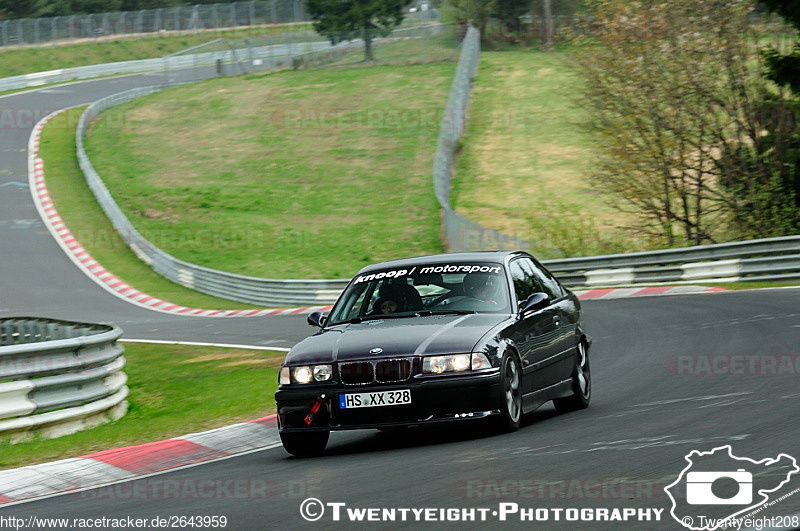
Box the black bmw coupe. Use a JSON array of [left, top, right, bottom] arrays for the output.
[[275, 251, 591, 457]]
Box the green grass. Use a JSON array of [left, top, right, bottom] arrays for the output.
[[41, 107, 263, 309], [0, 21, 450, 79], [326, 27, 461, 66], [451, 49, 655, 259], [705, 281, 800, 290], [0, 24, 314, 79], [84, 63, 455, 279], [0, 343, 284, 470]]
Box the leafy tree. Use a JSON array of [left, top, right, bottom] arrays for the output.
[[574, 0, 799, 246], [725, 0, 800, 237], [443, 0, 490, 39], [306, 0, 413, 62], [760, 0, 800, 92], [0, 0, 54, 19], [492, 0, 530, 22]]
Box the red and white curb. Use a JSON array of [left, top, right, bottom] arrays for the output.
[[0, 415, 281, 507], [575, 285, 723, 300], [28, 109, 332, 318]]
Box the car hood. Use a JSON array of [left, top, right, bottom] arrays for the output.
[[285, 313, 510, 364]]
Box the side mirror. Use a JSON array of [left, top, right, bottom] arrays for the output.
[[520, 292, 550, 315], [307, 312, 327, 328]]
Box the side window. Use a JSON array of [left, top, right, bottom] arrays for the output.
[[528, 258, 563, 299], [509, 259, 539, 303]]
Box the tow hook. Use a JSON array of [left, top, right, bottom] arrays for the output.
[[304, 394, 326, 426]]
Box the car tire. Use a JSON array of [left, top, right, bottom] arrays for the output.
[[280, 430, 330, 457], [496, 352, 522, 432], [553, 340, 591, 413]]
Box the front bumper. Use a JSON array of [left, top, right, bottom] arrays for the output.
[[275, 370, 502, 432]]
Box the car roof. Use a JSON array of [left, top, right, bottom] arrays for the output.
[[356, 251, 528, 274]]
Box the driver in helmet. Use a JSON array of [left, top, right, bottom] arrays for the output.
[[464, 273, 499, 304]]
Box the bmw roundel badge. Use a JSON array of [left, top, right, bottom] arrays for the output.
[[369, 347, 383, 354]]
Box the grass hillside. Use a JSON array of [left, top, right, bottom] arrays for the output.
[[84, 63, 455, 279], [452, 49, 649, 258]]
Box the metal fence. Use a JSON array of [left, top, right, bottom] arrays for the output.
[[543, 235, 800, 286], [0, 1, 441, 48], [163, 22, 451, 82], [0, 1, 308, 47], [0, 318, 127, 442], [432, 24, 535, 254], [0, 20, 449, 93]]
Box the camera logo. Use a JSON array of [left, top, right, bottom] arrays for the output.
[[686, 469, 752, 505], [665, 445, 799, 530]]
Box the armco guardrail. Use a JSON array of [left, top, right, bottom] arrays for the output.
[[0, 40, 334, 93], [541, 235, 800, 286], [77, 86, 348, 306], [0, 317, 127, 442]]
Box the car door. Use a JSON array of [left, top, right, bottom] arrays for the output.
[[507, 257, 562, 395], [528, 257, 577, 383]]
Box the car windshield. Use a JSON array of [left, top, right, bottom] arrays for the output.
[[326, 262, 510, 325]]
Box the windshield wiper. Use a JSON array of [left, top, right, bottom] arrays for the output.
[[343, 313, 421, 324], [415, 310, 476, 316]]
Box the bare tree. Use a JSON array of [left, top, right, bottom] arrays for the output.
[[574, 0, 795, 246]]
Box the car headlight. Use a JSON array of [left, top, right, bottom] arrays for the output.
[[423, 354, 472, 374], [313, 364, 332, 381], [294, 366, 313, 384], [280, 364, 333, 384]]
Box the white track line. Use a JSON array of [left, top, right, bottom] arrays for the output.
[[119, 339, 291, 352]]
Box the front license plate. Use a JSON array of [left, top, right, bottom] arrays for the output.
[[339, 389, 411, 409]]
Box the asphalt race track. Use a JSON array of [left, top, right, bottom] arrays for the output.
[[0, 66, 311, 347], [1, 72, 800, 530]]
